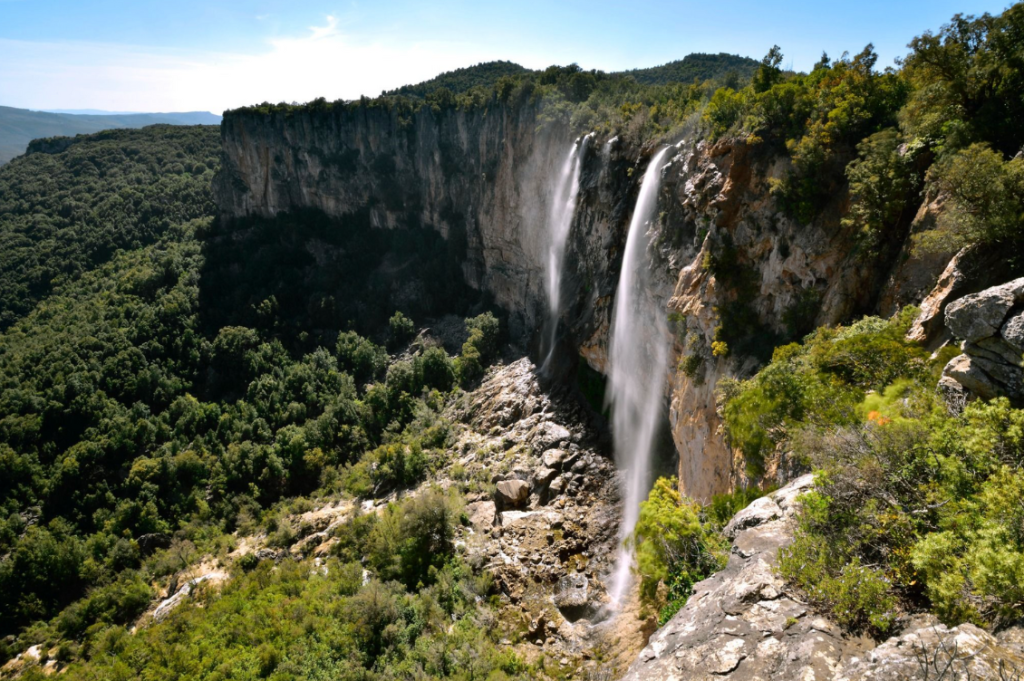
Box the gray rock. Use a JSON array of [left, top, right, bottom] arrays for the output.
[[722, 495, 781, 539], [971, 354, 1024, 398], [541, 448, 566, 469], [495, 479, 530, 508], [532, 467, 558, 488], [1003, 309, 1024, 354], [938, 374, 970, 415], [254, 548, 280, 561], [943, 354, 1001, 400], [532, 422, 571, 453], [835, 616, 1024, 681], [553, 573, 591, 621], [974, 336, 1024, 366], [945, 277, 1024, 343]]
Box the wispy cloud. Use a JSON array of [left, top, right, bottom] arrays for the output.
[[307, 15, 338, 41]]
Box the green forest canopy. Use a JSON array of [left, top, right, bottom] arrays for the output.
[[2, 2, 1024, 678]]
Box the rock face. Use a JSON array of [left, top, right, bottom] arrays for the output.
[[216, 108, 923, 498], [622, 475, 1024, 681], [941, 277, 1024, 404]]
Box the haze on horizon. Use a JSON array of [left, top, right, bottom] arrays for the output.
[[0, 0, 1014, 115]]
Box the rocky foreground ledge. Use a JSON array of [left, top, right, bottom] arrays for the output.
[[622, 476, 1024, 680]]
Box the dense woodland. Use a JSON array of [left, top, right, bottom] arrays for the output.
[[1, 3, 1024, 679], [0, 127, 517, 679]]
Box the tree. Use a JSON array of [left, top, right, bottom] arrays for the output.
[[388, 311, 415, 348], [752, 45, 784, 93]]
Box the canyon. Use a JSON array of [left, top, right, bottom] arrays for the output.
[[214, 99, 953, 500]]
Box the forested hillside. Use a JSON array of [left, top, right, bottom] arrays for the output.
[[614, 52, 758, 86], [0, 108, 221, 166], [0, 126, 529, 679], [2, 3, 1024, 679], [0, 126, 220, 328]]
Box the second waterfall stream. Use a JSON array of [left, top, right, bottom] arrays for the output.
[[541, 134, 591, 373], [607, 146, 672, 609]]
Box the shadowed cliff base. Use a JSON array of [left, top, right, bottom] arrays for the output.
[[197, 207, 495, 352]]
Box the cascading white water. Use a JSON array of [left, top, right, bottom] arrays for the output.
[[540, 134, 591, 373], [606, 146, 672, 608]]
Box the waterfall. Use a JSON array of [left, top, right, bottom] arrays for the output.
[[540, 134, 591, 373], [606, 146, 672, 608]]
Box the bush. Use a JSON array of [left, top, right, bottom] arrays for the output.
[[420, 346, 455, 392], [923, 143, 1024, 252], [465, 312, 500, 361], [388, 311, 415, 348], [336, 331, 388, 386], [629, 478, 726, 622]]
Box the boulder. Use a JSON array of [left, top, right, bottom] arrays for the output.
[[532, 467, 558, 488], [944, 354, 1004, 400], [1003, 309, 1024, 354], [495, 479, 530, 508], [972, 336, 1024, 366], [938, 374, 970, 415], [553, 573, 590, 621], [532, 422, 571, 453], [945, 277, 1024, 343], [971, 354, 1024, 398], [722, 495, 781, 539], [541, 448, 567, 469]]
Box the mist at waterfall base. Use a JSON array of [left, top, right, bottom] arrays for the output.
[[540, 134, 590, 376], [606, 147, 672, 609]]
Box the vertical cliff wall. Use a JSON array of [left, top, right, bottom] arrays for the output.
[[214, 102, 928, 498]]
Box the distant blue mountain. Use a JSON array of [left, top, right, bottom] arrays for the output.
[[42, 109, 145, 115], [0, 106, 222, 165]]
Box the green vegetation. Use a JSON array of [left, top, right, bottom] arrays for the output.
[[614, 53, 759, 87], [0, 127, 512, 676], [46, 490, 539, 681], [629, 478, 727, 625], [0, 106, 220, 166], [722, 308, 1024, 635], [0, 125, 219, 328], [385, 60, 531, 98]]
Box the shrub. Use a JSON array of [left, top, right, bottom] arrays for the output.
[[420, 346, 455, 392], [388, 311, 415, 348], [336, 331, 388, 386], [629, 478, 726, 622], [465, 312, 500, 361]]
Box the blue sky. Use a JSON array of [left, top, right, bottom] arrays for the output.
[[0, 0, 1014, 114]]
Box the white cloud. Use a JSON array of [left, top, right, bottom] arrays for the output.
[[0, 16, 583, 113]]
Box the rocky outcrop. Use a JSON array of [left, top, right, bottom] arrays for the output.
[[216, 106, 917, 498], [941, 277, 1024, 404], [622, 475, 1024, 681], [621, 474, 872, 681], [836, 617, 1024, 680]]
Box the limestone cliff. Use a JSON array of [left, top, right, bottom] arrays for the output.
[[215, 103, 928, 498]]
